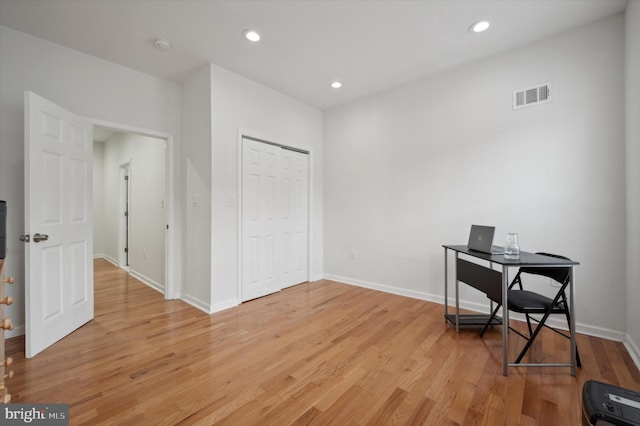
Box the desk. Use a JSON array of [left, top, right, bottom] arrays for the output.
[[443, 245, 579, 376]]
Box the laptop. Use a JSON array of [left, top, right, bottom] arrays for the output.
[[467, 225, 504, 255]]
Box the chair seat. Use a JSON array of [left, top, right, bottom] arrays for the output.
[[507, 290, 566, 314]]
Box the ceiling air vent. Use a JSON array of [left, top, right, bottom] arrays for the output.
[[513, 82, 551, 110]]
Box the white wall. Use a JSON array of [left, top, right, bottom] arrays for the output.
[[625, 2, 640, 365], [181, 65, 212, 310], [98, 133, 166, 290], [208, 64, 324, 311], [0, 26, 181, 335], [324, 15, 626, 338], [93, 142, 106, 257]]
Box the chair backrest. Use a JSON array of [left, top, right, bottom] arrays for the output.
[[518, 252, 571, 286]]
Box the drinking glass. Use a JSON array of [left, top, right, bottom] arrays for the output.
[[504, 233, 520, 259]]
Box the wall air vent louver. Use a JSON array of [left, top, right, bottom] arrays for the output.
[[513, 82, 552, 110]]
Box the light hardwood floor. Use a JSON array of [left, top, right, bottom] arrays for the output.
[[5, 259, 640, 425]]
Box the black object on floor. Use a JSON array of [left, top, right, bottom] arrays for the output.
[[582, 380, 640, 426]]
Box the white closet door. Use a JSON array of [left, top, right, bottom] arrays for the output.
[[281, 149, 309, 288], [242, 139, 282, 301], [241, 138, 310, 301]]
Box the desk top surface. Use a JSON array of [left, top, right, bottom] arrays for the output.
[[443, 244, 579, 266]]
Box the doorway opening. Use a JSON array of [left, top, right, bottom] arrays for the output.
[[92, 121, 175, 299]]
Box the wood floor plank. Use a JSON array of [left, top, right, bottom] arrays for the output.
[[367, 386, 408, 425], [4, 259, 639, 425], [405, 395, 436, 425]]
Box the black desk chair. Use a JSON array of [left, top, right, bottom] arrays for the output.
[[479, 252, 581, 366]]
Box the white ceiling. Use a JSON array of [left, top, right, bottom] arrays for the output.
[[0, 0, 628, 110], [92, 126, 118, 143]]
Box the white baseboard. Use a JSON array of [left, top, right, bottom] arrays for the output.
[[93, 254, 120, 268], [209, 298, 240, 314], [322, 273, 630, 344], [181, 293, 211, 313], [624, 333, 640, 371], [572, 322, 626, 342], [5, 325, 25, 339], [310, 273, 324, 282], [323, 273, 444, 305], [180, 294, 239, 314], [129, 269, 164, 294]]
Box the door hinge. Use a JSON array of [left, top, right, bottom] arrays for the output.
[[124, 248, 128, 253], [19, 234, 30, 243], [125, 175, 129, 181]]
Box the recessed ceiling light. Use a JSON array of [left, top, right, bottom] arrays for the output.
[[469, 20, 490, 33], [244, 30, 261, 42], [153, 38, 172, 51], [330, 81, 342, 89]]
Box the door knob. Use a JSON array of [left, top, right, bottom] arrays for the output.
[[32, 233, 49, 243]]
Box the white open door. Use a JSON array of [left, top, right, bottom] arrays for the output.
[[24, 91, 94, 358]]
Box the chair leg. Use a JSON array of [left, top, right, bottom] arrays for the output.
[[514, 310, 553, 364], [525, 313, 533, 336], [516, 310, 583, 368], [562, 307, 582, 368], [480, 304, 502, 337]]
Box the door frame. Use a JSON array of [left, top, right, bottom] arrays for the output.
[[236, 128, 313, 302], [118, 161, 131, 270], [91, 117, 178, 300]]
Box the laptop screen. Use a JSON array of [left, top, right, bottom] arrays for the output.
[[467, 225, 496, 253]]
